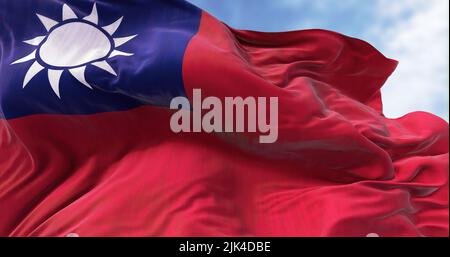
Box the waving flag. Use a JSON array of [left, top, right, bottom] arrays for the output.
[[0, 0, 448, 237]]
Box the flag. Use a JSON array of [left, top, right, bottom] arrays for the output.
[[0, 0, 448, 237]]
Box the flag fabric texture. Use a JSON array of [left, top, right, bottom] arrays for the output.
[[0, 0, 448, 237]]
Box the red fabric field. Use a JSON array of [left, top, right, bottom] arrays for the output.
[[0, 11, 448, 237]]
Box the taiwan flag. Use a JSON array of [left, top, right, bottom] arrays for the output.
[[0, 0, 448, 237]]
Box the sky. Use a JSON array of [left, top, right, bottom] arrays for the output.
[[188, 0, 449, 121]]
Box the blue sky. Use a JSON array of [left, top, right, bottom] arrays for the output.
[[188, 0, 449, 121]]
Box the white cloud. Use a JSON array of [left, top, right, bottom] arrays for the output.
[[279, 0, 360, 11], [372, 0, 449, 120], [254, 0, 450, 121]]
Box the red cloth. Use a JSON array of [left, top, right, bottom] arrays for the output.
[[0, 11, 448, 237]]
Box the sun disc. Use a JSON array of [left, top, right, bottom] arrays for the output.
[[11, 2, 137, 98]]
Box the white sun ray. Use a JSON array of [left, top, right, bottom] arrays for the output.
[[11, 50, 37, 65], [23, 36, 46, 46], [62, 4, 78, 21], [69, 66, 92, 89], [113, 35, 137, 47], [36, 14, 59, 31], [23, 61, 44, 88], [109, 50, 133, 58], [83, 3, 98, 24], [102, 17, 123, 35], [11, 3, 137, 98], [91, 61, 117, 76], [48, 69, 64, 97]]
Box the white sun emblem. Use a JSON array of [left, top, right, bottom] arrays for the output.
[[11, 3, 137, 98]]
